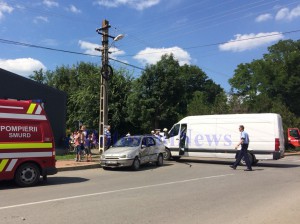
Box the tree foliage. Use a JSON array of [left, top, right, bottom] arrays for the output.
[[229, 39, 300, 117]]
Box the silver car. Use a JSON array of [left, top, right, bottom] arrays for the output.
[[100, 135, 165, 170]]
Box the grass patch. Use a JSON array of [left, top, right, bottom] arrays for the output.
[[286, 146, 300, 152], [56, 153, 76, 161]]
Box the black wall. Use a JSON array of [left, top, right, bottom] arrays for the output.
[[0, 68, 67, 148]]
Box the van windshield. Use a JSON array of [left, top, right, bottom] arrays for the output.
[[168, 124, 180, 138]]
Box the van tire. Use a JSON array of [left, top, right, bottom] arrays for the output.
[[14, 163, 40, 187], [164, 148, 171, 160], [239, 153, 253, 166]]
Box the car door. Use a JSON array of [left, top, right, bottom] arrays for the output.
[[139, 137, 150, 164], [147, 137, 157, 162]]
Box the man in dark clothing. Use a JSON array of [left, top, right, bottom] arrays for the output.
[[230, 125, 252, 171]]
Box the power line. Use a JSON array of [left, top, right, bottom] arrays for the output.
[[0, 38, 144, 70], [117, 29, 300, 57]]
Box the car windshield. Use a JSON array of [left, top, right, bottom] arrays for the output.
[[113, 136, 141, 147]]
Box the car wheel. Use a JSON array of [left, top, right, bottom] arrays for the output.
[[14, 163, 40, 187], [164, 148, 171, 160], [132, 158, 140, 171], [156, 154, 164, 166]]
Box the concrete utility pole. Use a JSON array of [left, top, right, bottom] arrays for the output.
[[96, 20, 123, 153], [99, 19, 110, 154]]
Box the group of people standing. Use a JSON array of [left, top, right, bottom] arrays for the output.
[[72, 125, 95, 162]]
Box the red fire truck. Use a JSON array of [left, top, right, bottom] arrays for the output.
[[0, 99, 57, 187]]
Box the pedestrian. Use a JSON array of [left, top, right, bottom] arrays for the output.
[[74, 130, 82, 162], [85, 133, 93, 162], [230, 125, 252, 171], [154, 130, 160, 138], [104, 125, 111, 150]]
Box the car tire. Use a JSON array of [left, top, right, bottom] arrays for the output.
[[156, 154, 164, 166], [14, 163, 40, 187], [164, 148, 171, 160], [132, 158, 140, 171]]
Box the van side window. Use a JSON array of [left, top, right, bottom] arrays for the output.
[[168, 124, 180, 138]]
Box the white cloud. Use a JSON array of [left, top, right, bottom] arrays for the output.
[[67, 5, 81, 14], [219, 32, 284, 52], [34, 16, 48, 23], [94, 0, 160, 11], [78, 40, 126, 58], [43, 0, 59, 8], [0, 58, 46, 77], [133, 47, 191, 66], [275, 5, 300, 21], [78, 40, 101, 56], [255, 13, 272, 22], [0, 1, 13, 20], [109, 47, 126, 59]]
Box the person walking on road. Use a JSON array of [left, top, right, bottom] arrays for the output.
[[230, 125, 252, 171]]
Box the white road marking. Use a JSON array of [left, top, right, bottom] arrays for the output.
[[0, 174, 233, 210]]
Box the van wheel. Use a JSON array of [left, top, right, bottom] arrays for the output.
[[239, 153, 253, 166], [132, 158, 140, 171], [164, 148, 171, 160], [156, 154, 164, 166], [14, 163, 40, 187]]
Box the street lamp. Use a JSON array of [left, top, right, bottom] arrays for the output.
[[96, 20, 123, 154]]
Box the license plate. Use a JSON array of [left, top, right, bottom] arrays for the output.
[[107, 160, 117, 164]]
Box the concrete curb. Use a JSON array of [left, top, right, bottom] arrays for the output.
[[57, 163, 101, 172], [284, 152, 300, 156]]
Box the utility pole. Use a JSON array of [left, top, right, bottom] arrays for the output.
[[96, 20, 123, 153], [99, 19, 110, 154]]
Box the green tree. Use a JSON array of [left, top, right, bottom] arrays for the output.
[[229, 39, 300, 117], [127, 54, 183, 132]]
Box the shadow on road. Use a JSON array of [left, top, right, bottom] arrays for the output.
[[0, 176, 89, 190], [175, 158, 300, 169], [102, 162, 173, 172]]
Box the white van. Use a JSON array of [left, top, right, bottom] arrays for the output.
[[164, 113, 285, 165]]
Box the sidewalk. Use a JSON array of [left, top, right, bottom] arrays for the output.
[[56, 148, 101, 172]]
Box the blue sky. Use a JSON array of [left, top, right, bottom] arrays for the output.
[[0, 0, 300, 92]]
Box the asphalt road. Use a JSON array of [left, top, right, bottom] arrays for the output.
[[1, 156, 300, 224]]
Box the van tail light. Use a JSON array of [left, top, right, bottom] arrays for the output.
[[275, 138, 280, 151]]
